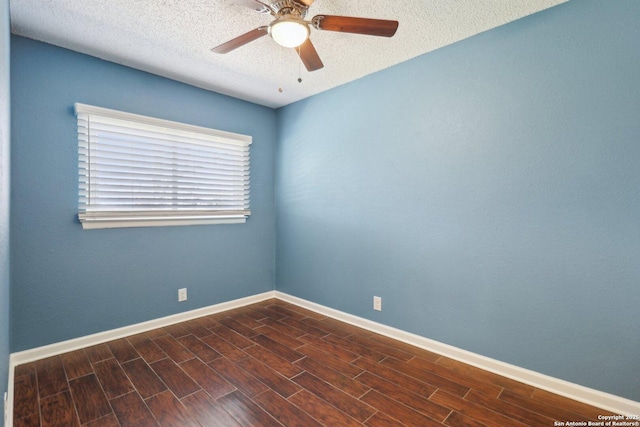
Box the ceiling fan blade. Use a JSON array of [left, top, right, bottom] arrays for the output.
[[233, 0, 272, 13], [211, 26, 268, 54], [313, 15, 398, 37], [295, 39, 324, 72], [297, 0, 315, 6]]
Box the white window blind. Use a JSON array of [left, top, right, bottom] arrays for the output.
[[75, 103, 252, 229]]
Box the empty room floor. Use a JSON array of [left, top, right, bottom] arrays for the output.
[[12, 299, 611, 426]]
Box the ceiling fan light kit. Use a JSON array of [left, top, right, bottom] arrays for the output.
[[269, 16, 310, 48], [211, 0, 398, 72]]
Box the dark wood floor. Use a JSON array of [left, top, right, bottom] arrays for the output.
[[13, 299, 612, 426]]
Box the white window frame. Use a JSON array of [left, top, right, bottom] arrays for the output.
[[75, 103, 252, 230]]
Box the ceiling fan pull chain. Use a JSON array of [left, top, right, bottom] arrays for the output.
[[298, 44, 302, 82]]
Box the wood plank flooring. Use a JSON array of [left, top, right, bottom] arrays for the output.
[[13, 299, 614, 426]]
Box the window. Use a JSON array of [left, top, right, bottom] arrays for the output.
[[75, 103, 251, 229]]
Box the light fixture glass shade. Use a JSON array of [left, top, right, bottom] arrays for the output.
[[269, 18, 309, 48]]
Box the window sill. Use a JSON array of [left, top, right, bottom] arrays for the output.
[[79, 213, 248, 229]]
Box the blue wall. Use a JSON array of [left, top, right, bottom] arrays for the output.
[[276, 0, 640, 401], [0, 0, 10, 423], [10, 36, 276, 351]]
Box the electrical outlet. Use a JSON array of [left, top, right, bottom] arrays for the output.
[[373, 296, 382, 311], [178, 288, 187, 302]]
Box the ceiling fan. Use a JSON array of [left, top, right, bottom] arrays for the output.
[[211, 0, 399, 72]]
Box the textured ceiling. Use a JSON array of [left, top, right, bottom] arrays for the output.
[[10, 0, 567, 108]]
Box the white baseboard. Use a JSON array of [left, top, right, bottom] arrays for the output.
[[6, 289, 639, 426], [10, 291, 276, 367], [274, 291, 640, 416]]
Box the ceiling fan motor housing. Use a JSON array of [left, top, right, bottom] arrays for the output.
[[270, 0, 309, 18]]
